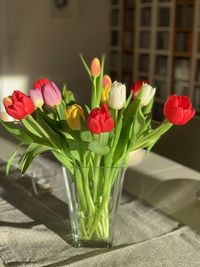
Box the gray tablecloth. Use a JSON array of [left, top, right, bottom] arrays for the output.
[[0, 163, 200, 266]]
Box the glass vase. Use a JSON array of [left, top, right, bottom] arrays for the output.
[[62, 164, 126, 248]]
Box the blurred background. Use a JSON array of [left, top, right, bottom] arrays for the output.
[[0, 0, 109, 107]]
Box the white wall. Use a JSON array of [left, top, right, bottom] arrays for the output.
[[0, 0, 109, 110]]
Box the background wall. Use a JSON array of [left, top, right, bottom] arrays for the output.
[[0, 0, 109, 110]]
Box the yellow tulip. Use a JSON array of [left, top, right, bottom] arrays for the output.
[[101, 75, 112, 102], [101, 86, 110, 102], [65, 104, 85, 130]]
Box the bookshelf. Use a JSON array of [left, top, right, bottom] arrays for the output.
[[109, 0, 200, 121]]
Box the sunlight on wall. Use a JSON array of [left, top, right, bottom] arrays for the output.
[[0, 75, 28, 111]]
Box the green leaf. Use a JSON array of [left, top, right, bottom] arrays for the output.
[[34, 114, 62, 148], [136, 106, 146, 138], [0, 120, 33, 144], [22, 117, 43, 138], [124, 91, 133, 109], [88, 140, 110, 155], [0, 118, 55, 147], [123, 84, 146, 128], [62, 85, 75, 106], [57, 100, 66, 120], [114, 143, 128, 166], [68, 140, 81, 161], [20, 143, 50, 174], [51, 150, 73, 172], [96, 54, 106, 105], [146, 137, 160, 153], [143, 97, 154, 115], [84, 104, 91, 114], [80, 131, 93, 142], [6, 149, 18, 175], [80, 54, 93, 82]]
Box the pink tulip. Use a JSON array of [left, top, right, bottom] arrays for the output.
[[30, 88, 44, 108], [42, 82, 62, 108]]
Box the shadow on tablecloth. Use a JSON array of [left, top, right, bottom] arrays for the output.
[[0, 163, 200, 267]]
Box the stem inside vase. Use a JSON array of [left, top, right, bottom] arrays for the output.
[[63, 164, 125, 248]]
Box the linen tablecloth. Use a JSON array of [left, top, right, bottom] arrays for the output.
[[0, 161, 200, 267]]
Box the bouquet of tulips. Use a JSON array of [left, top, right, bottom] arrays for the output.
[[0, 55, 196, 246]]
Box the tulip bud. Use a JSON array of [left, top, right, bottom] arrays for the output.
[[65, 104, 85, 130], [108, 81, 126, 110], [131, 80, 155, 106], [90, 58, 100, 78], [164, 95, 195, 125], [30, 88, 44, 108], [103, 75, 112, 89], [42, 82, 62, 108], [87, 103, 114, 134], [3, 90, 35, 120], [140, 83, 156, 106], [33, 78, 50, 91]]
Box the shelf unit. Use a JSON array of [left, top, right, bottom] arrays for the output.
[[109, 0, 200, 121], [109, 0, 122, 82], [109, 0, 135, 87]]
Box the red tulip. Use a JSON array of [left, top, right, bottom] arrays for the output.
[[164, 95, 195, 125], [33, 78, 50, 91], [87, 103, 114, 134], [131, 80, 148, 97], [3, 90, 35, 120]]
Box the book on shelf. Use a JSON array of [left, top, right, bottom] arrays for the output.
[[193, 88, 200, 108], [174, 59, 190, 80]]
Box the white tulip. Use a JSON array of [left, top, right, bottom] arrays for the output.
[[108, 81, 126, 110], [141, 83, 156, 106]]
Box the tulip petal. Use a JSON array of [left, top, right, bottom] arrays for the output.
[[101, 103, 110, 117], [103, 75, 112, 89], [164, 95, 195, 125], [87, 118, 101, 134], [90, 58, 101, 78], [3, 96, 12, 108], [102, 117, 114, 132], [179, 109, 196, 125], [43, 84, 61, 107], [7, 102, 26, 120], [51, 82, 62, 103], [30, 89, 44, 108], [33, 78, 50, 91], [164, 106, 183, 125]]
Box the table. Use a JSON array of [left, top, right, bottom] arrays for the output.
[[0, 136, 200, 267]]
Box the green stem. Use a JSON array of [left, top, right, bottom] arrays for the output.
[[104, 202, 109, 238], [131, 120, 173, 151], [80, 156, 96, 237], [75, 168, 88, 212], [115, 109, 118, 126], [92, 154, 101, 203], [82, 160, 95, 213], [91, 77, 97, 109], [88, 167, 112, 238], [80, 216, 89, 239]]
